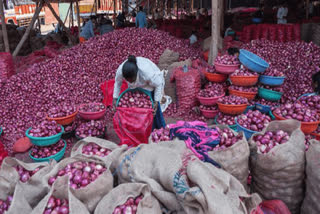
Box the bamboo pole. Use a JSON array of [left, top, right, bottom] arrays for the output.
[[209, 0, 221, 65], [76, 0, 80, 39], [0, 0, 9, 52], [70, 2, 73, 27]]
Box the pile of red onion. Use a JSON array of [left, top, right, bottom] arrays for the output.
[[75, 120, 105, 139], [263, 68, 285, 77], [213, 127, 243, 150], [150, 126, 170, 142], [253, 130, 290, 153], [237, 110, 272, 131], [30, 140, 65, 159], [47, 105, 77, 118], [216, 112, 237, 126], [273, 103, 320, 122], [79, 103, 105, 113], [299, 95, 320, 112], [118, 91, 152, 109], [205, 65, 218, 74], [198, 83, 224, 97], [215, 55, 240, 65], [43, 196, 69, 214], [256, 99, 280, 109], [230, 68, 257, 76], [229, 85, 258, 92], [260, 85, 284, 93], [113, 195, 143, 214], [29, 120, 62, 137], [48, 161, 106, 189], [199, 105, 217, 111], [15, 165, 41, 182], [304, 134, 315, 151], [218, 95, 248, 105], [0, 195, 13, 213], [64, 123, 76, 133], [82, 143, 111, 157]]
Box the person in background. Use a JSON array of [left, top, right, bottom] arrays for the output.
[[277, 2, 288, 24], [189, 30, 198, 45], [100, 18, 114, 35], [113, 55, 166, 129], [312, 71, 320, 93], [136, 6, 147, 28], [196, 8, 201, 19], [117, 12, 126, 28], [153, 9, 160, 20], [80, 16, 97, 42], [228, 47, 240, 57]]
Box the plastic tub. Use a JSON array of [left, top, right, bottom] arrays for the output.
[[214, 115, 237, 131], [229, 89, 257, 100], [239, 49, 269, 73], [252, 17, 262, 23], [200, 109, 219, 119], [78, 103, 107, 120], [0, 127, 2, 136], [116, 88, 154, 108], [46, 111, 78, 126], [229, 75, 259, 86], [197, 94, 225, 106], [259, 75, 285, 86], [204, 72, 228, 83], [217, 103, 248, 115], [258, 87, 283, 101], [235, 118, 258, 140], [244, 105, 256, 113], [214, 62, 240, 74], [311, 131, 320, 140], [26, 126, 64, 147], [255, 103, 273, 114], [29, 140, 66, 162]]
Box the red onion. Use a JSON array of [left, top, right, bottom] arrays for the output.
[[118, 91, 152, 109], [256, 99, 280, 110], [213, 127, 243, 150], [47, 104, 77, 118], [43, 196, 69, 214], [215, 55, 240, 65], [229, 85, 258, 93], [150, 126, 170, 142], [113, 195, 143, 214], [0, 195, 13, 213], [260, 85, 284, 93], [79, 103, 105, 112], [198, 83, 224, 97], [305, 134, 315, 151], [218, 95, 248, 105], [199, 105, 217, 111], [237, 110, 272, 131], [205, 65, 218, 73], [29, 120, 62, 137], [263, 67, 285, 77], [15, 165, 41, 183], [63, 123, 76, 133], [30, 140, 65, 159], [82, 142, 111, 157], [299, 95, 320, 112], [216, 112, 237, 126], [253, 130, 290, 153], [273, 103, 320, 122], [230, 67, 257, 77], [75, 120, 105, 139]]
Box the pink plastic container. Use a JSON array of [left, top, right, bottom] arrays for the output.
[[78, 103, 107, 120], [197, 94, 225, 106], [200, 109, 219, 118], [214, 62, 240, 74]]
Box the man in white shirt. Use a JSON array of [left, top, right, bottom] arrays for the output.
[[189, 30, 198, 45], [277, 3, 288, 24]]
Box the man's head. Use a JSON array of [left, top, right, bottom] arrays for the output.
[[139, 6, 143, 12], [122, 55, 138, 83]]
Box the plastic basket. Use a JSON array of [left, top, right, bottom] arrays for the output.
[[200, 109, 219, 119], [255, 103, 272, 113], [244, 105, 256, 113], [46, 111, 78, 126], [217, 103, 248, 115], [0, 127, 2, 136], [239, 49, 269, 73], [26, 126, 64, 147], [214, 115, 237, 131], [78, 103, 107, 120], [229, 89, 257, 100], [214, 62, 240, 74], [258, 87, 283, 101], [297, 92, 318, 100], [116, 88, 154, 108], [235, 118, 258, 140], [252, 18, 262, 23], [29, 140, 66, 162], [197, 94, 225, 106], [229, 75, 259, 86], [311, 131, 320, 140], [204, 72, 228, 83], [259, 75, 285, 86]]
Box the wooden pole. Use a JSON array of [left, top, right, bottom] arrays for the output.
[[64, 5, 71, 25], [306, 0, 309, 19], [13, 0, 43, 57], [70, 2, 74, 27], [209, 0, 221, 64], [76, 0, 80, 39], [0, 0, 9, 52]]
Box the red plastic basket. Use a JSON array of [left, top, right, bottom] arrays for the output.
[[197, 94, 225, 106], [204, 72, 228, 83], [229, 75, 259, 86], [46, 111, 78, 126], [229, 89, 257, 100], [78, 103, 107, 120], [200, 109, 219, 118], [217, 103, 248, 115]]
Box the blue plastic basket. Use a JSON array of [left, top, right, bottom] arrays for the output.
[[29, 140, 66, 162], [297, 92, 318, 100], [255, 103, 272, 114], [214, 115, 237, 131], [258, 87, 283, 101], [116, 88, 154, 108], [259, 75, 285, 86], [0, 127, 2, 136], [235, 118, 258, 140], [244, 105, 255, 114], [239, 49, 269, 73], [26, 126, 64, 147]]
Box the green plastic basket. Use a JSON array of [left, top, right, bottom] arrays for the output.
[[116, 88, 154, 108], [258, 87, 283, 101], [29, 140, 66, 162], [0, 127, 2, 136], [214, 115, 237, 131], [26, 126, 64, 147]]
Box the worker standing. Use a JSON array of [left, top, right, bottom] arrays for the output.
[[100, 18, 114, 35], [136, 6, 147, 28], [277, 2, 288, 24], [80, 16, 97, 42]]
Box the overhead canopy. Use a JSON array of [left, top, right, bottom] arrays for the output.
[[30, 0, 83, 3]]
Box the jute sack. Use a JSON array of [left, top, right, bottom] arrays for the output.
[[95, 183, 162, 214], [0, 177, 32, 214], [301, 139, 320, 214], [42, 155, 113, 212], [116, 140, 261, 214], [70, 137, 128, 172], [158, 49, 180, 70], [31, 176, 89, 214], [208, 125, 249, 188], [0, 157, 55, 207], [249, 120, 305, 214]]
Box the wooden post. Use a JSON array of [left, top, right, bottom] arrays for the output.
[[0, 0, 9, 52], [64, 5, 71, 25], [306, 0, 309, 19], [209, 0, 221, 65], [70, 2, 74, 27], [76, 0, 80, 39]]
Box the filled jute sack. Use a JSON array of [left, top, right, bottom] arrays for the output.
[[249, 120, 305, 214], [208, 125, 249, 188], [42, 155, 113, 212], [0, 157, 55, 207], [158, 49, 180, 70], [301, 139, 320, 214], [31, 176, 89, 214], [0, 176, 32, 214], [70, 137, 128, 172], [115, 140, 261, 214], [95, 183, 162, 214]]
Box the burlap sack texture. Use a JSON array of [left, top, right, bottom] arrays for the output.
[[208, 125, 250, 189], [95, 183, 162, 214], [0, 176, 32, 214], [115, 140, 261, 214], [70, 137, 128, 172], [31, 176, 89, 214], [0, 157, 55, 207], [158, 49, 180, 70], [42, 155, 114, 212], [301, 139, 320, 214], [249, 120, 305, 214]]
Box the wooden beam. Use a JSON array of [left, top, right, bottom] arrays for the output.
[[0, 0, 9, 52], [76, 0, 80, 39], [209, 0, 221, 64]]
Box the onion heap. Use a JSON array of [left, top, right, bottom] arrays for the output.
[[79, 103, 105, 112], [113, 195, 143, 214], [198, 83, 224, 98], [229, 85, 258, 92], [216, 112, 237, 126], [261, 85, 284, 93], [82, 142, 112, 157], [230, 67, 257, 76], [263, 67, 285, 77], [48, 161, 106, 189], [64, 123, 76, 133], [253, 130, 290, 153], [30, 140, 65, 159], [256, 99, 280, 109], [237, 110, 272, 132], [43, 196, 69, 214], [0, 195, 13, 213], [205, 65, 218, 73], [117, 91, 152, 109], [199, 105, 217, 111], [29, 120, 62, 137], [218, 95, 248, 105], [75, 120, 105, 139], [15, 165, 41, 183], [213, 127, 243, 150], [299, 95, 320, 112], [47, 105, 77, 118], [273, 103, 320, 122], [215, 55, 240, 65], [150, 126, 170, 142]]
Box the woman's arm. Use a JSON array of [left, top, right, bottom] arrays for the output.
[[113, 66, 124, 100]]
